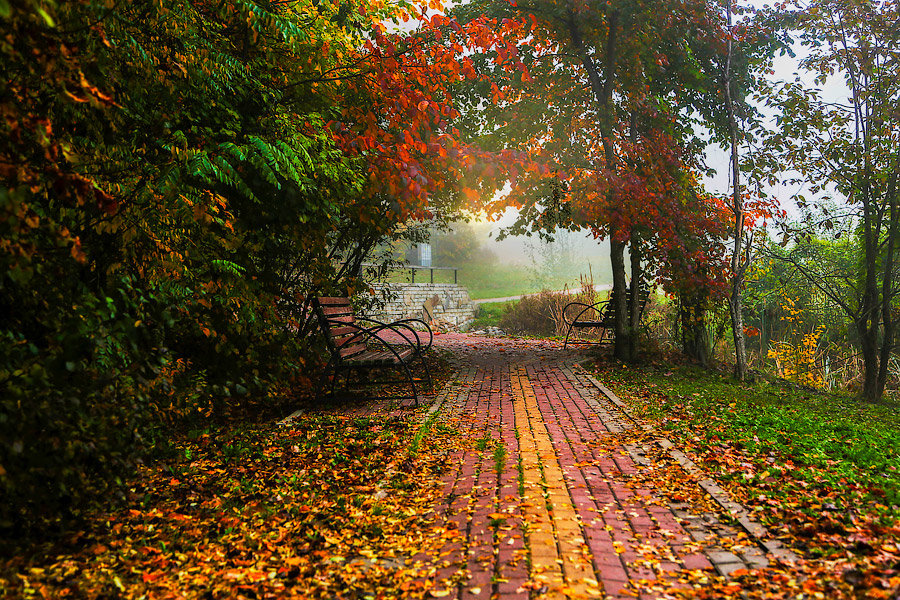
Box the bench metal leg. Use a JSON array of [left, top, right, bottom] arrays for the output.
[[402, 362, 419, 407], [421, 355, 433, 391], [314, 355, 426, 407], [314, 356, 337, 403]]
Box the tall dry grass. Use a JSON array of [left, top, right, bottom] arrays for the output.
[[499, 270, 610, 338]]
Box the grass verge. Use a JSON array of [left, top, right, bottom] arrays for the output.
[[470, 301, 513, 329], [590, 358, 900, 598]]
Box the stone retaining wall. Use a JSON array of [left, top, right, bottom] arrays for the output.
[[368, 283, 475, 331]]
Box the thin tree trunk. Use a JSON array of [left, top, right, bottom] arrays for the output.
[[724, 0, 748, 380], [860, 167, 882, 402], [859, 184, 881, 403], [629, 231, 642, 361], [610, 239, 629, 359], [729, 291, 748, 375], [851, 31, 883, 402], [876, 176, 898, 400]]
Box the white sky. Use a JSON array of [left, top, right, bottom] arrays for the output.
[[702, 7, 850, 217]]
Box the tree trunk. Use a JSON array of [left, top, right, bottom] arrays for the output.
[[875, 177, 899, 401], [858, 187, 881, 402], [610, 238, 629, 360], [729, 291, 748, 378], [566, 6, 630, 359], [628, 232, 643, 361], [724, 0, 748, 381], [859, 161, 883, 402], [680, 294, 709, 367], [858, 319, 880, 402]]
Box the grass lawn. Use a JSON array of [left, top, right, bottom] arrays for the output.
[[590, 357, 900, 597], [456, 261, 565, 299], [382, 260, 608, 300], [470, 300, 514, 329]]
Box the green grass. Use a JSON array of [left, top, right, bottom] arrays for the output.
[[458, 260, 594, 299], [458, 261, 538, 299], [493, 441, 507, 474], [383, 259, 608, 300], [470, 301, 513, 329], [593, 362, 900, 595], [594, 361, 900, 511]]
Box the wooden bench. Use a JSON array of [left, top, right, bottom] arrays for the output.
[[562, 287, 650, 349], [312, 297, 433, 405]]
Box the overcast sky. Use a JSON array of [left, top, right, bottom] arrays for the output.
[[702, 7, 850, 216]]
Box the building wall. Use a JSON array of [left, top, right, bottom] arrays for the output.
[[368, 283, 475, 331]]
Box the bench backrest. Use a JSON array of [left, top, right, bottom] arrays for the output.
[[630, 286, 651, 318], [312, 297, 367, 362], [600, 286, 651, 324]]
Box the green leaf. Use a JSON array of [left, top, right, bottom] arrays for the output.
[[36, 6, 54, 27]]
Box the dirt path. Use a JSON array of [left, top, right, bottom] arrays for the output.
[[417, 334, 781, 599]]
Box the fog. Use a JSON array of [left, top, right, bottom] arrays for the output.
[[444, 209, 614, 288]]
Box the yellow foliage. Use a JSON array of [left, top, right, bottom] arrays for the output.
[[768, 294, 827, 389]]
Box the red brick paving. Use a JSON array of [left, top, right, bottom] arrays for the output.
[[420, 334, 765, 599]]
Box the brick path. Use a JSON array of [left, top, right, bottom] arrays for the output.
[[419, 334, 782, 600]]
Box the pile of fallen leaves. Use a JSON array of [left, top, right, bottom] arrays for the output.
[[0, 412, 460, 599], [592, 358, 900, 599]]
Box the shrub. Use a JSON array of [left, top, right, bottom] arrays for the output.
[[499, 290, 560, 336], [500, 275, 607, 336], [0, 276, 164, 533], [0, 0, 418, 536], [470, 301, 511, 329]]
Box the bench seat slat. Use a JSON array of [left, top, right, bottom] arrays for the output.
[[329, 326, 358, 338], [339, 343, 368, 358], [321, 305, 355, 316], [345, 348, 413, 366], [334, 334, 362, 347], [318, 297, 352, 305], [325, 314, 355, 324]]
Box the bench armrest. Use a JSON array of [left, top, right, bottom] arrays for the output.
[[323, 319, 413, 362], [562, 299, 611, 326], [353, 317, 432, 353], [389, 318, 433, 350]]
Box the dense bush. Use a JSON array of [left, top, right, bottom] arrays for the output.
[[0, 0, 321, 532], [499, 279, 606, 337], [499, 291, 560, 336], [0, 0, 464, 533]]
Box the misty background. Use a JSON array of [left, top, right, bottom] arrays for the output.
[[419, 209, 611, 301]]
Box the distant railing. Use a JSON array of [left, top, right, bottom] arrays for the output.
[[362, 263, 459, 284]]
